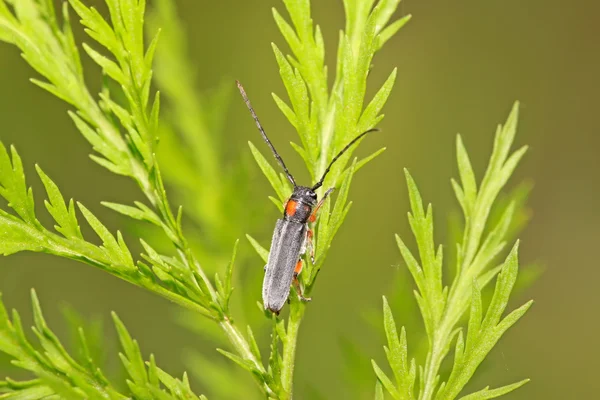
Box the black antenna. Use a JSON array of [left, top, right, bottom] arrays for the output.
[[237, 81, 297, 187], [312, 128, 379, 191]]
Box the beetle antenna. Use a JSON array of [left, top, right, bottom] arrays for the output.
[[312, 128, 379, 191], [237, 81, 297, 187]]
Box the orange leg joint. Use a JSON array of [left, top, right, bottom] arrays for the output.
[[292, 259, 311, 302], [309, 187, 335, 222], [294, 259, 304, 276]]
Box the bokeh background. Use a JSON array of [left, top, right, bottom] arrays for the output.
[[0, 0, 598, 398]]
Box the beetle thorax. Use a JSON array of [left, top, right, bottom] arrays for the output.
[[284, 186, 317, 222]]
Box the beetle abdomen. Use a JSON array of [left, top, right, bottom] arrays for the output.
[[262, 219, 307, 312]]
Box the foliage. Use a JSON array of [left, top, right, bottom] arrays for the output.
[[0, 0, 266, 397], [0, 290, 207, 399], [0, 0, 533, 399], [243, 0, 410, 397], [0, 0, 407, 396], [372, 104, 533, 399], [147, 0, 256, 268], [256, 0, 410, 290], [145, 2, 270, 396]]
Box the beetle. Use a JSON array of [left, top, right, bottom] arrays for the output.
[[237, 81, 376, 313]]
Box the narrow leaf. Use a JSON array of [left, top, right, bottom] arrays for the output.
[[458, 379, 530, 400]]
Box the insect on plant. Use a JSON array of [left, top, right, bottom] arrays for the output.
[[237, 81, 377, 314]]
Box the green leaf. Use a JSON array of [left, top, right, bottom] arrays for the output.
[[461, 102, 525, 268], [272, 7, 300, 54], [458, 379, 530, 400], [375, 381, 384, 400], [403, 169, 444, 326], [0, 143, 37, 224], [358, 68, 397, 132], [112, 312, 149, 390], [246, 325, 262, 362], [314, 160, 356, 264], [372, 359, 400, 399], [268, 329, 282, 393], [102, 201, 162, 226], [83, 43, 125, 83], [246, 234, 269, 264], [223, 239, 239, 307], [78, 203, 135, 271], [273, 93, 298, 129], [354, 147, 387, 174], [377, 15, 412, 49], [381, 296, 415, 399], [456, 135, 477, 214], [36, 165, 83, 239], [217, 348, 259, 374], [249, 141, 290, 203]]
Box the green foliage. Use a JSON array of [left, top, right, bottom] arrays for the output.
[[0, 290, 207, 399], [371, 297, 416, 399], [0, 142, 217, 318], [242, 0, 410, 398], [143, 5, 269, 394], [0, 0, 268, 397], [0, 0, 153, 191], [0, 0, 533, 399], [260, 1, 410, 260], [147, 0, 255, 268], [251, 0, 410, 293], [373, 104, 532, 399]]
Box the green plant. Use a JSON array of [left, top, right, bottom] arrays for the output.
[[0, 0, 406, 397], [0, 0, 258, 397], [147, 0, 255, 269], [244, 0, 409, 397], [146, 1, 268, 396], [372, 104, 533, 399], [0, 0, 533, 399], [0, 289, 206, 399]]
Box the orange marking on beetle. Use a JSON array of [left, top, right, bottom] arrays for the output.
[[285, 200, 298, 217], [294, 259, 304, 274]]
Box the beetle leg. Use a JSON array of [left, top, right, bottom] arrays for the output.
[[293, 277, 312, 302], [309, 187, 335, 223], [293, 259, 304, 276], [306, 229, 315, 264], [292, 260, 311, 302]]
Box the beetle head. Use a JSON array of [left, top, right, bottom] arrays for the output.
[[290, 186, 318, 206]]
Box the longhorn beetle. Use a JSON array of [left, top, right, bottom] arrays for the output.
[[237, 81, 377, 313]]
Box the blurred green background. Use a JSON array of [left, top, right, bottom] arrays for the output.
[[0, 0, 598, 398]]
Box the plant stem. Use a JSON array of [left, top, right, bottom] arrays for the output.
[[144, 161, 271, 389], [420, 270, 474, 400], [281, 301, 307, 399], [420, 321, 451, 400], [221, 319, 266, 372]]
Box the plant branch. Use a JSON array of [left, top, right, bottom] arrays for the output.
[[375, 103, 532, 400], [0, 1, 275, 395], [280, 302, 306, 398], [245, 0, 409, 397]]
